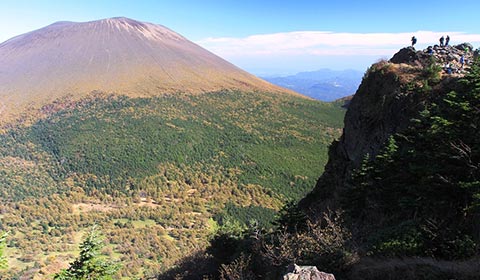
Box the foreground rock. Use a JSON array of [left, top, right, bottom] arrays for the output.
[[283, 264, 336, 280]]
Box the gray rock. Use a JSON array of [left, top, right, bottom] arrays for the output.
[[455, 43, 474, 52], [447, 53, 461, 61], [283, 264, 336, 280]]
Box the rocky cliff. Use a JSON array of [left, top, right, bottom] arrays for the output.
[[301, 44, 476, 214]]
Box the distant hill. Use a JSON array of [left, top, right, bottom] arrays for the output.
[[262, 69, 363, 101]]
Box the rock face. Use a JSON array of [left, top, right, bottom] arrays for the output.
[[390, 46, 419, 64], [283, 264, 336, 280], [0, 17, 292, 122], [300, 44, 473, 213]]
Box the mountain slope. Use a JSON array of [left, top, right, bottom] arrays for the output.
[[0, 91, 344, 279], [0, 17, 294, 123]]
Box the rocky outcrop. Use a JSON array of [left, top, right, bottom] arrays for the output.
[[391, 44, 475, 72], [300, 61, 421, 212], [283, 264, 335, 280], [300, 44, 473, 214]]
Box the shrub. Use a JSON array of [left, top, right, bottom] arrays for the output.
[[219, 253, 256, 280], [261, 210, 355, 274]]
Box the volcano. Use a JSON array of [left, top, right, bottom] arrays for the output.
[[0, 17, 291, 121]]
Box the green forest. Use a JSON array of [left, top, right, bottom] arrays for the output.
[[0, 90, 344, 278]]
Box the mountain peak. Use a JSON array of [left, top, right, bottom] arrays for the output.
[[94, 17, 185, 41], [100, 16, 146, 25]]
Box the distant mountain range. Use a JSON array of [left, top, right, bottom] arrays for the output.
[[262, 69, 364, 101]]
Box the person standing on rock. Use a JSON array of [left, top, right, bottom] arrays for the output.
[[460, 55, 465, 69], [411, 36, 417, 47], [439, 36, 445, 47], [427, 46, 434, 54], [445, 35, 450, 46]]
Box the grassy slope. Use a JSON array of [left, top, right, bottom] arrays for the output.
[[0, 90, 344, 278]]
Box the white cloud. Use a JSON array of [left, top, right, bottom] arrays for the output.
[[196, 31, 480, 57], [196, 31, 480, 73]]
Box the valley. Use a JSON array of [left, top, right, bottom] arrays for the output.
[[0, 90, 344, 278]]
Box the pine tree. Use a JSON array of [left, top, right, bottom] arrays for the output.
[[274, 200, 308, 233], [54, 226, 120, 279]]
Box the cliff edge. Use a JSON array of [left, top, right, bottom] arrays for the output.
[[301, 43, 476, 214]]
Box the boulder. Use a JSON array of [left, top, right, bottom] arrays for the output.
[[455, 43, 474, 52], [389, 46, 418, 64], [447, 53, 461, 62], [283, 264, 335, 280]]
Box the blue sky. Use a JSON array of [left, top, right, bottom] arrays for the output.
[[1, 0, 480, 75]]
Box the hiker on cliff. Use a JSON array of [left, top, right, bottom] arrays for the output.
[[460, 55, 465, 69], [411, 36, 417, 47], [445, 35, 450, 46], [427, 46, 434, 55], [439, 36, 445, 47]]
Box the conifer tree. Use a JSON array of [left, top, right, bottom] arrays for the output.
[[54, 226, 120, 279], [275, 200, 308, 233]]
